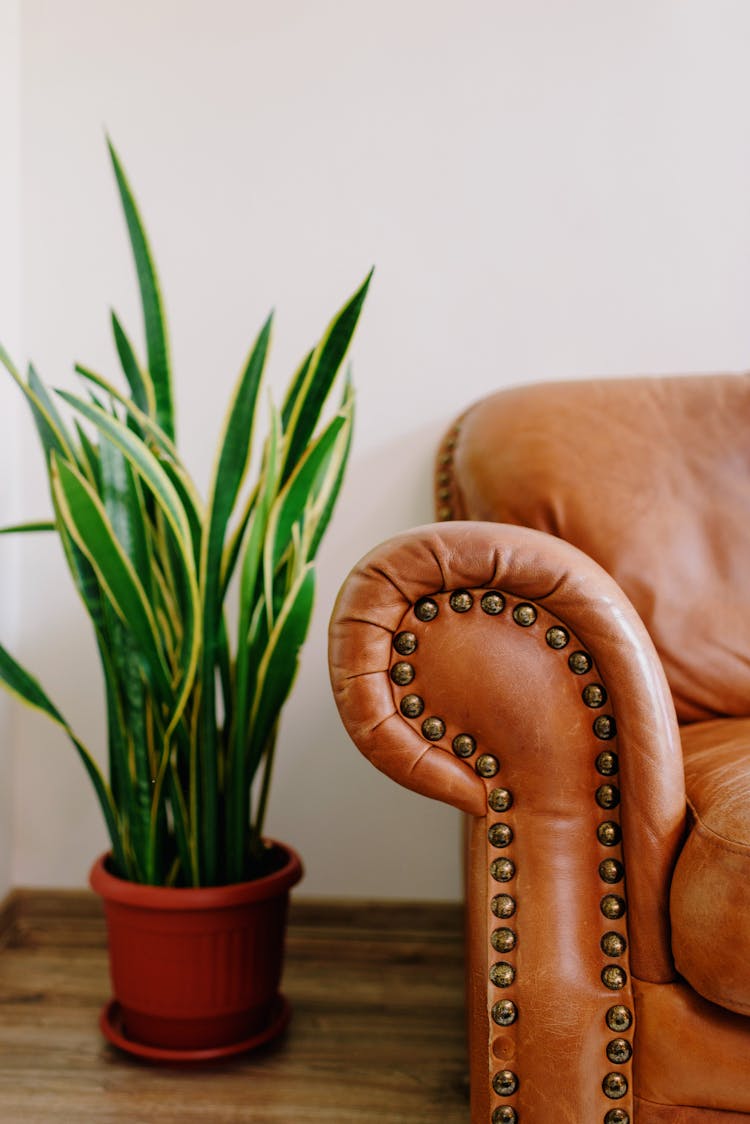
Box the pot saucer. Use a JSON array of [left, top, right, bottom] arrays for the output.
[[100, 995, 291, 1063]]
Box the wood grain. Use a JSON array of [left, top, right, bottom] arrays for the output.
[[0, 891, 469, 1123]]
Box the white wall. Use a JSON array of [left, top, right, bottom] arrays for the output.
[[10, 0, 750, 896], [0, 0, 21, 901]]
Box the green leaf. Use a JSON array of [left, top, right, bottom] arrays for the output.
[[70, 370, 206, 552], [107, 614, 153, 880], [203, 313, 272, 609], [219, 485, 256, 598], [224, 404, 282, 878], [0, 341, 22, 380], [280, 347, 313, 429], [97, 638, 130, 829], [99, 434, 152, 595], [228, 562, 315, 882], [51, 455, 172, 699], [28, 365, 78, 464], [74, 364, 179, 461], [53, 498, 107, 639], [0, 521, 55, 535], [107, 138, 174, 440], [239, 403, 282, 638], [96, 431, 159, 877], [248, 561, 316, 775], [110, 310, 155, 419], [74, 421, 103, 491], [263, 411, 346, 606], [166, 763, 195, 885], [281, 268, 371, 481], [199, 312, 272, 885], [55, 392, 193, 563], [160, 459, 203, 565], [305, 373, 355, 561], [0, 346, 73, 466], [0, 639, 130, 876]]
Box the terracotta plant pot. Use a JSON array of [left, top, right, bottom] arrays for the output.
[[90, 841, 303, 1061]]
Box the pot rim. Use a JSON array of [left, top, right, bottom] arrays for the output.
[[89, 839, 303, 910]]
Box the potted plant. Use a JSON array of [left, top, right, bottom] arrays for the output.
[[0, 139, 371, 1061]]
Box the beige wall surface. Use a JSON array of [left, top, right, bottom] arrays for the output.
[[8, 0, 750, 896], [0, 0, 21, 901]]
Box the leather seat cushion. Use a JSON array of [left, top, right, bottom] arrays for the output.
[[670, 718, 750, 1015]]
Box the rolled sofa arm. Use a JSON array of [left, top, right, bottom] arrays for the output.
[[329, 520, 686, 1124]]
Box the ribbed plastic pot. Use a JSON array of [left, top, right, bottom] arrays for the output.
[[90, 842, 303, 1053]]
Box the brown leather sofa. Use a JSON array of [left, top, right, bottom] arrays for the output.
[[328, 375, 750, 1123]]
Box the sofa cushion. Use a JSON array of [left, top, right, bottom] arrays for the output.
[[448, 375, 750, 723], [670, 717, 750, 1015]]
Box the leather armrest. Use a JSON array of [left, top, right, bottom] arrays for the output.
[[329, 520, 686, 980], [330, 520, 690, 1121]]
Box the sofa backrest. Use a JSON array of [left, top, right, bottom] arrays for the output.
[[442, 374, 750, 723]]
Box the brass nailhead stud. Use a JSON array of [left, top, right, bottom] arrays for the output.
[[596, 785, 620, 809], [583, 683, 607, 708], [492, 1108, 517, 1124], [490, 858, 515, 882], [438, 506, 453, 520], [421, 716, 446, 741], [477, 754, 500, 777], [603, 1073, 628, 1100], [489, 788, 513, 812], [488, 823, 513, 848], [597, 821, 621, 847], [596, 751, 619, 776], [604, 1110, 630, 1124], [492, 1070, 518, 1096], [393, 630, 417, 656], [452, 733, 476, 758], [599, 859, 624, 884], [449, 589, 473, 612], [569, 650, 592, 675], [490, 961, 515, 987], [512, 602, 537, 626], [481, 591, 505, 615], [390, 662, 415, 686], [546, 625, 569, 649], [414, 597, 439, 622], [400, 694, 424, 718], [606, 1005, 633, 1032], [594, 715, 617, 740], [607, 1038, 632, 1064], [445, 434, 457, 450], [437, 472, 450, 486], [601, 895, 627, 920], [491, 999, 517, 1026], [437, 487, 451, 502], [438, 452, 452, 467], [602, 965, 627, 990], [491, 894, 516, 919], [491, 927, 516, 953], [601, 932, 627, 957]]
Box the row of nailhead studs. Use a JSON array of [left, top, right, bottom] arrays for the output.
[[546, 625, 631, 1124], [482, 595, 517, 1124], [489, 756, 518, 1124], [395, 590, 523, 785], [392, 589, 519, 1122], [392, 590, 633, 1122]]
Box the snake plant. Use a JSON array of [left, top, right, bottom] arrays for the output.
[[0, 139, 370, 887]]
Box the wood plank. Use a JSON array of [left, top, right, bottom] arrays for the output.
[[0, 892, 469, 1123], [0, 890, 19, 949]]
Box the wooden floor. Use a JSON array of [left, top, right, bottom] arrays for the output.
[[0, 891, 469, 1123]]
